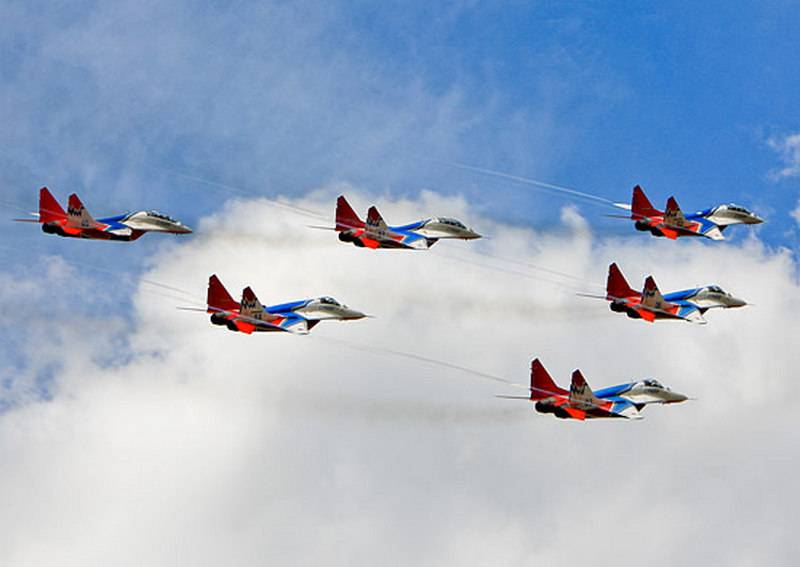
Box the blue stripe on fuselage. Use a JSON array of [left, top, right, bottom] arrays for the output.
[[663, 288, 703, 302], [265, 299, 310, 314], [391, 220, 427, 232], [98, 213, 131, 231], [595, 383, 634, 398]]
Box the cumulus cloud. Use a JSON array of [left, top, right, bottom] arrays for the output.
[[1, 191, 798, 566], [767, 133, 800, 180]]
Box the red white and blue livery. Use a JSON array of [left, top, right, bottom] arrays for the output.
[[615, 185, 763, 241], [16, 187, 192, 241], [202, 274, 367, 335], [603, 263, 747, 324], [334, 195, 481, 250], [500, 358, 688, 421]]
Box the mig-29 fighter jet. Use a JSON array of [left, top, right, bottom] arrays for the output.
[[499, 358, 688, 420], [601, 263, 747, 324], [199, 274, 367, 334], [14, 187, 192, 241], [332, 195, 481, 249], [614, 185, 763, 241]]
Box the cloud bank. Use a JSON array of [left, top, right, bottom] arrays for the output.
[[1, 191, 798, 566]]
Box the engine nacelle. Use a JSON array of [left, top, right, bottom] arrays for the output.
[[42, 223, 66, 236], [609, 302, 626, 313], [634, 221, 650, 232], [210, 313, 229, 326], [625, 309, 642, 319], [338, 232, 365, 246], [535, 401, 556, 414], [553, 407, 572, 419]]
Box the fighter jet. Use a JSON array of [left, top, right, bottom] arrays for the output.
[[602, 263, 747, 324], [14, 187, 192, 240], [499, 359, 688, 420], [333, 195, 481, 249], [200, 274, 367, 334], [614, 185, 763, 241]]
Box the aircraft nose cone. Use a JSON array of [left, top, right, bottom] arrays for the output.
[[464, 229, 482, 240], [751, 215, 765, 224], [671, 392, 689, 403], [178, 225, 193, 234], [344, 309, 368, 320], [729, 297, 748, 308]]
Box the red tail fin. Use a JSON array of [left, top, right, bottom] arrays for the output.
[[606, 263, 638, 300], [631, 185, 662, 219], [39, 187, 66, 222], [66, 193, 98, 228], [207, 275, 240, 313], [367, 206, 385, 226], [336, 196, 364, 231], [530, 358, 568, 400], [67, 193, 85, 215]]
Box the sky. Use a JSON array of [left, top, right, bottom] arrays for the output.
[[1, 2, 799, 565]]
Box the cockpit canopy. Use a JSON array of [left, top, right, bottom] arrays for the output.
[[707, 285, 726, 294], [319, 296, 341, 306], [436, 217, 467, 229], [147, 210, 178, 222], [725, 204, 751, 214], [643, 379, 664, 389]]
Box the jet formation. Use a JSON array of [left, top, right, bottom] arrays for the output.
[[334, 195, 481, 249], [12, 180, 765, 422], [15, 188, 192, 241], [615, 185, 763, 241], [499, 359, 688, 420]]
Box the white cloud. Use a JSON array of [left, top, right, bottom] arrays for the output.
[[767, 133, 800, 180], [1, 192, 799, 566]]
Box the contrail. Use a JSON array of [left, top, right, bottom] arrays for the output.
[[314, 335, 529, 391], [160, 168, 331, 222], [433, 159, 618, 208]]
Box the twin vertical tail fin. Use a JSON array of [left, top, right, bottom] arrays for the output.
[[39, 187, 66, 223], [569, 370, 601, 408], [336, 196, 365, 231], [366, 206, 389, 236], [530, 358, 568, 400], [641, 276, 673, 318], [207, 275, 240, 313], [663, 196, 688, 228], [606, 263, 638, 300], [66, 193, 98, 229], [240, 286, 266, 319], [631, 185, 662, 219]]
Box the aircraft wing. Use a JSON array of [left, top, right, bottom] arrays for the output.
[[608, 399, 644, 420], [702, 225, 725, 241], [675, 304, 707, 324]]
